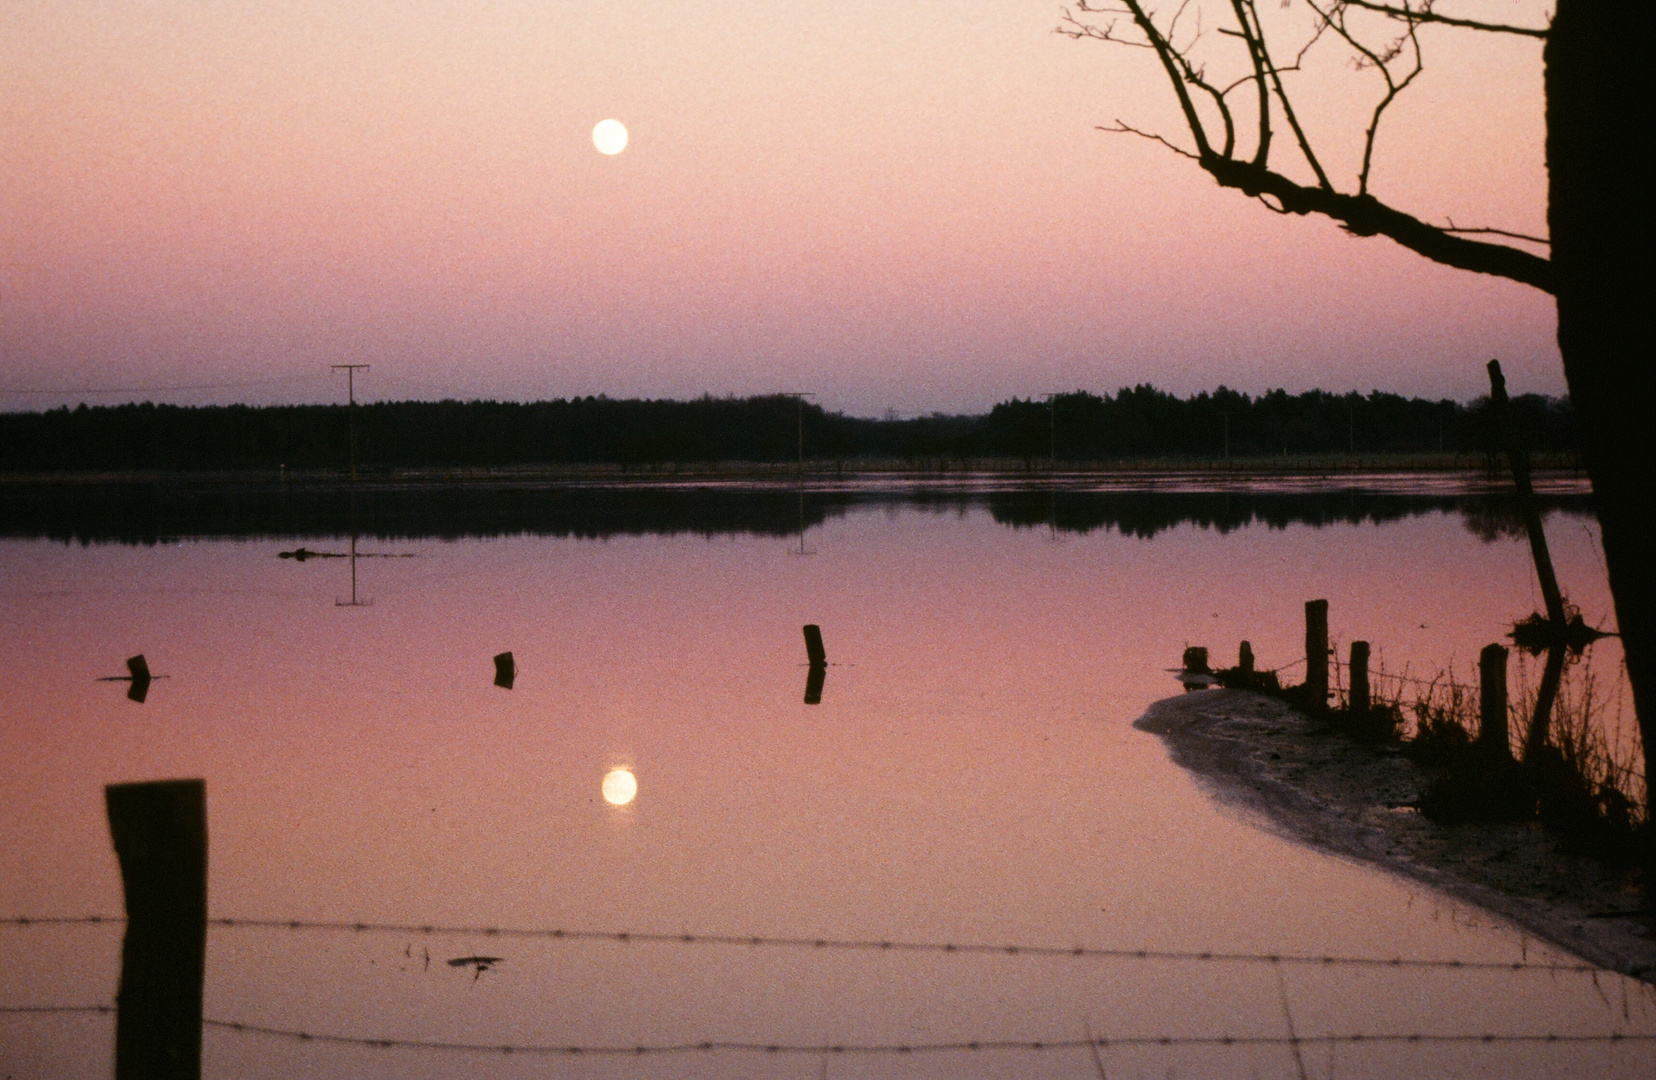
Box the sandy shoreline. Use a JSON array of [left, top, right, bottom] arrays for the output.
[[1136, 688, 1656, 982]]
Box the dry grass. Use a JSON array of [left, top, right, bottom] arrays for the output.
[[1390, 653, 1647, 862]]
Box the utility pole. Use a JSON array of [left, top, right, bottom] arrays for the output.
[[1223, 413, 1230, 460], [1043, 393, 1059, 469], [330, 364, 370, 607], [331, 364, 370, 484], [780, 391, 813, 482]]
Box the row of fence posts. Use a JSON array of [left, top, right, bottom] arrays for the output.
[[1296, 597, 1511, 759], [96, 626, 837, 1078], [104, 614, 1531, 1077]]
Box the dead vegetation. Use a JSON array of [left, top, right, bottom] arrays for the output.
[[1252, 650, 1647, 870], [1398, 657, 1643, 865]]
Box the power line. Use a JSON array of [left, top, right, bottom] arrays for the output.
[[0, 374, 328, 396], [0, 915, 1611, 974]]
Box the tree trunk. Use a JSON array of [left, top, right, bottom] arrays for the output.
[[1546, 0, 1656, 860]]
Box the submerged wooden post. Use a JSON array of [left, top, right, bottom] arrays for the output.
[[1349, 641, 1370, 715], [1487, 360, 1568, 628], [106, 779, 207, 1080], [1238, 641, 1254, 675], [1478, 644, 1511, 759], [1304, 600, 1329, 708], [802, 624, 826, 668]]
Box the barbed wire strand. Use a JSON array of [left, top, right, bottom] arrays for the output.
[[0, 915, 1614, 975], [1329, 657, 1479, 694], [5, 1004, 1652, 1054], [196, 1021, 1656, 1055]]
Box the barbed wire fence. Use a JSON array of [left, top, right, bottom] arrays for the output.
[[0, 913, 1624, 974], [7, 912, 1656, 1062]]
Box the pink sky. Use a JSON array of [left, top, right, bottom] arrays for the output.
[[0, 1, 1558, 415]]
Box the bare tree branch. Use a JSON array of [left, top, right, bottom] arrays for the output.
[[1202, 156, 1555, 290], [1067, 0, 1555, 294], [1308, 0, 1424, 193], [1057, 8, 1157, 48], [1225, 0, 1274, 167], [1444, 222, 1551, 245], [1246, 0, 1333, 189], [1099, 121, 1203, 159], [1336, 0, 1550, 38]]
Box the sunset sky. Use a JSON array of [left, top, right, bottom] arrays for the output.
[[1, 1, 1557, 416]]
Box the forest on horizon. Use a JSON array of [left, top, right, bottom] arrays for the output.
[[0, 385, 1575, 472]]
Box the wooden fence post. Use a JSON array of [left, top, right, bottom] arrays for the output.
[[106, 779, 207, 1080], [1349, 641, 1370, 715], [1238, 641, 1254, 675], [1478, 644, 1511, 759], [802, 624, 827, 668], [1304, 600, 1329, 708]]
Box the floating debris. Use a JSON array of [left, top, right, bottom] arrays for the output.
[[1509, 610, 1611, 656], [95, 654, 161, 703], [447, 955, 503, 982], [279, 547, 416, 561], [278, 547, 344, 561], [1168, 646, 1216, 692]]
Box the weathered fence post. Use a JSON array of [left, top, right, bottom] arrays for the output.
[[1238, 641, 1254, 675], [1304, 600, 1329, 708], [106, 779, 207, 1080], [1478, 644, 1511, 759], [1349, 641, 1370, 715], [802, 624, 826, 668]]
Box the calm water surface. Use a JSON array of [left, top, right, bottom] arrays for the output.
[[1, 480, 1649, 1078]]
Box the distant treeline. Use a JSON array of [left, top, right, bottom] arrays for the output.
[[0, 387, 1575, 471]]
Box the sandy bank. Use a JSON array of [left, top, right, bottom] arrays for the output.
[[1136, 688, 1656, 982]]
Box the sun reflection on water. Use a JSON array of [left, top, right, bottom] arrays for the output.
[[601, 768, 637, 806]]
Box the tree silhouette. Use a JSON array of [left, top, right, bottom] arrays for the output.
[[1062, 0, 1653, 854]]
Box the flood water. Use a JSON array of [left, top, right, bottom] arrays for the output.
[[2, 475, 1651, 1078]]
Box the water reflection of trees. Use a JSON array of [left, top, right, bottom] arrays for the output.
[[988, 490, 1591, 541], [0, 482, 1591, 545]]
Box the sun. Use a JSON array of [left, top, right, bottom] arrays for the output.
[[592, 119, 628, 156], [601, 768, 637, 805]]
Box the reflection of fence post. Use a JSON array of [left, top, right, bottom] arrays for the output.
[[1478, 644, 1511, 759], [106, 779, 207, 1080], [1349, 641, 1370, 714], [1304, 600, 1329, 707]]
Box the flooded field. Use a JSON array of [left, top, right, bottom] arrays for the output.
[[1, 475, 1649, 1078]]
